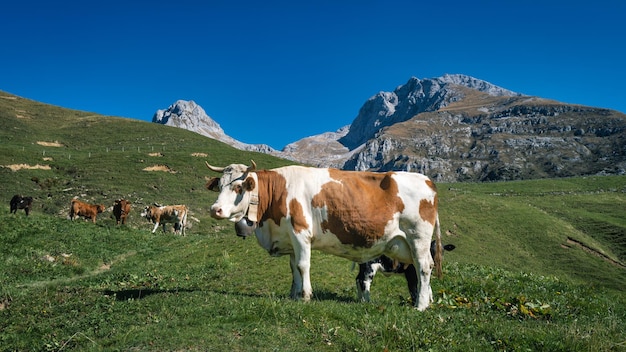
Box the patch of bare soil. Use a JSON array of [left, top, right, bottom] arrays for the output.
[[3, 164, 52, 171], [143, 165, 176, 173], [191, 152, 208, 157], [37, 141, 64, 147]]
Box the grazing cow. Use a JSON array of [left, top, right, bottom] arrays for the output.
[[10, 195, 33, 216], [205, 160, 442, 310], [356, 241, 456, 304], [69, 199, 105, 224], [112, 199, 132, 225], [141, 204, 188, 235]]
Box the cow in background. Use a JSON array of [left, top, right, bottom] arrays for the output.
[[113, 199, 132, 225], [356, 241, 456, 304], [69, 199, 106, 224], [141, 204, 188, 235], [10, 195, 33, 216]]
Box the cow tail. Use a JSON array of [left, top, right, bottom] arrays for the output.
[[434, 214, 443, 279]]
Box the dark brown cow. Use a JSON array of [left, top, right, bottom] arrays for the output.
[[10, 195, 33, 216], [113, 199, 131, 225], [69, 199, 105, 224]]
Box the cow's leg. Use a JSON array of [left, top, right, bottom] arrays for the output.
[[403, 264, 418, 304], [288, 254, 303, 299], [356, 262, 376, 302], [151, 222, 160, 233], [411, 236, 434, 311], [291, 240, 313, 302]]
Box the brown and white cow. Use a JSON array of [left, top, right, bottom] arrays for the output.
[[205, 160, 442, 310], [69, 199, 106, 224], [113, 199, 131, 225], [141, 204, 188, 235]]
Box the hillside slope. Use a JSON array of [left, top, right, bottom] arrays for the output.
[[1, 90, 624, 291], [0, 91, 294, 233]]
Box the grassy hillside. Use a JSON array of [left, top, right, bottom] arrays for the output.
[[1, 91, 625, 350], [0, 91, 295, 233], [1, 212, 624, 351], [440, 177, 626, 291]]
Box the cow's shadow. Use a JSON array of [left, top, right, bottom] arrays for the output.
[[311, 289, 355, 303], [101, 287, 356, 303], [101, 288, 196, 301]]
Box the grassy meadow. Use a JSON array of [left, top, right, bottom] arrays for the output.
[[1, 91, 625, 351]]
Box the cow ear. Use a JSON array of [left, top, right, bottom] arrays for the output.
[[243, 176, 256, 192], [206, 177, 220, 191]]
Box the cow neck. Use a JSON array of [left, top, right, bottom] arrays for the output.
[[247, 172, 259, 222]]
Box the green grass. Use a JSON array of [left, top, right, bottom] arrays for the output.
[[1, 90, 626, 350], [440, 176, 626, 290], [0, 214, 624, 351]]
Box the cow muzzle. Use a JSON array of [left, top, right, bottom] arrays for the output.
[[235, 217, 257, 239]]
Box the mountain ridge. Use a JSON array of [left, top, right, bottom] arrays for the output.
[[153, 74, 626, 181]]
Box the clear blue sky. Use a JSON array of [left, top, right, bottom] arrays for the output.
[[2, 1, 625, 150]]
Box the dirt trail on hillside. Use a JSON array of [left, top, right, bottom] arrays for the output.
[[564, 237, 625, 268], [18, 251, 137, 289]]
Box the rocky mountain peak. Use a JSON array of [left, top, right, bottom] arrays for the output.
[[338, 74, 521, 149], [152, 100, 275, 154], [153, 100, 225, 136], [438, 74, 520, 97]]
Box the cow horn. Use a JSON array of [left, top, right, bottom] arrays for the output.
[[205, 161, 225, 173], [247, 160, 257, 172]]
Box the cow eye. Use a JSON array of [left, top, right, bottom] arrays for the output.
[[233, 184, 243, 194]]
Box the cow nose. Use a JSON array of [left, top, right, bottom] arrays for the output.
[[210, 206, 223, 219]]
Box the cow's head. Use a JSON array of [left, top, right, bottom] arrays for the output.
[[140, 206, 153, 219], [206, 160, 258, 237], [97, 204, 106, 213]]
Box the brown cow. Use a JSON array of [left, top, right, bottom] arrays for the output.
[[140, 204, 188, 235], [69, 199, 105, 224], [113, 199, 131, 225]]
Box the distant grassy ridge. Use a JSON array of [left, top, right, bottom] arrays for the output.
[[1, 90, 625, 350]]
